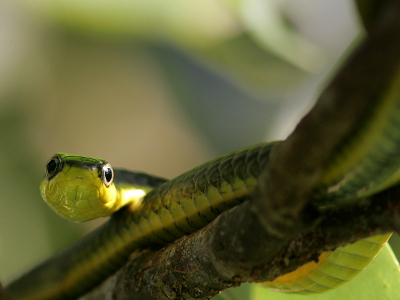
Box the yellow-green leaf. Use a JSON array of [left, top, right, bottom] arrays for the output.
[[251, 243, 400, 300]]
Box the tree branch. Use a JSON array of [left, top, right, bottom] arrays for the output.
[[255, 0, 400, 237], [0, 282, 11, 300], [80, 1, 400, 299], [80, 184, 400, 300], [354, 0, 393, 32]]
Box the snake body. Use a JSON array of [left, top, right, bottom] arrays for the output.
[[6, 63, 400, 300], [7, 143, 274, 299], [2, 141, 392, 299]]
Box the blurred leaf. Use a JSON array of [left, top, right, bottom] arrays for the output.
[[196, 33, 309, 92], [251, 243, 400, 299], [20, 0, 240, 47], [239, 0, 325, 72], [19, 0, 323, 92], [154, 46, 281, 153]]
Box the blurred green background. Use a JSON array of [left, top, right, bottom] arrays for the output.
[[0, 0, 399, 298]]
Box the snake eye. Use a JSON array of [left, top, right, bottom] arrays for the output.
[[101, 164, 113, 187], [46, 155, 61, 179]]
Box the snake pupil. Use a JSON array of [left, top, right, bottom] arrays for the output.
[[102, 164, 113, 187], [46, 159, 58, 177], [105, 168, 112, 182]]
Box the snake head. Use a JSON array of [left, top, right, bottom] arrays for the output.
[[40, 153, 118, 222]]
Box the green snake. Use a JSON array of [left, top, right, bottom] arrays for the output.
[[5, 64, 400, 299]]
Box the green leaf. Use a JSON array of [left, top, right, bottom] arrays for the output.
[[215, 283, 253, 300], [251, 243, 400, 300], [239, 0, 325, 72]]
